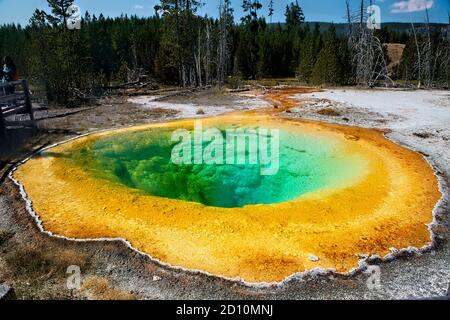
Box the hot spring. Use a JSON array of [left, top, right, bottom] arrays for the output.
[[13, 114, 441, 283], [67, 121, 367, 208]]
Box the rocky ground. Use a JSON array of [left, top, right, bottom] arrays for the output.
[[0, 87, 449, 300]]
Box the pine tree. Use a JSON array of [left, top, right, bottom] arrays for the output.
[[154, 0, 204, 85], [297, 23, 322, 83], [284, 1, 305, 76], [218, 0, 234, 85], [241, 0, 262, 23], [236, 0, 263, 79], [47, 0, 74, 27], [4, 0, 446, 99], [311, 25, 342, 85], [257, 24, 290, 77], [285, 1, 305, 31], [30, 9, 51, 27], [268, 0, 274, 24]]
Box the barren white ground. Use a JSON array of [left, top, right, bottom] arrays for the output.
[[298, 89, 450, 129], [129, 94, 271, 119]]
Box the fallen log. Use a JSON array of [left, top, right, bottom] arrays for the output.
[[228, 88, 250, 93], [103, 81, 141, 90]]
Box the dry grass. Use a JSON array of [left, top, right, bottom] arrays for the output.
[[0, 230, 14, 246], [385, 43, 406, 66], [1, 235, 136, 300], [2, 244, 91, 300], [80, 276, 136, 300], [385, 43, 406, 77], [6, 246, 89, 277]]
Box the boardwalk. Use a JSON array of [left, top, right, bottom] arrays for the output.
[[0, 80, 36, 135]]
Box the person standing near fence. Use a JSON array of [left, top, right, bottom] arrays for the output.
[[2, 56, 17, 94]]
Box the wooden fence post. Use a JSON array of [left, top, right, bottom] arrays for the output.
[[22, 80, 37, 130], [0, 84, 6, 136], [0, 107, 5, 136]]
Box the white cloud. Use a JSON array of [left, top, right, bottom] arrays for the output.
[[391, 0, 434, 13], [134, 4, 144, 10]]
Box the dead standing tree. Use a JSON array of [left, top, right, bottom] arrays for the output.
[[422, 7, 433, 87], [410, 21, 423, 88], [433, 14, 450, 88], [204, 18, 212, 86], [428, 12, 450, 89], [409, 8, 443, 88], [346, 0, 392, 87], [217, 0, 233, 86], [194, 17, 215, 87], [437, 12, 450, 88]]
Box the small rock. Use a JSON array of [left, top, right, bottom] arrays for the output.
[[413, 132, 433, 139], [153, 275, 162, 281], [308, 255, 319, 262], [196, 109, 205, 115]]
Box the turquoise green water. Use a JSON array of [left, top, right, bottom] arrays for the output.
[[67, 125, 367, 208]]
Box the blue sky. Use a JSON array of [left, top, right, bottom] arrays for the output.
[[0, 0, 449, 26]]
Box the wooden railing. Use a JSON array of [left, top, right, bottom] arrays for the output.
[[0, 80, 37, 135]]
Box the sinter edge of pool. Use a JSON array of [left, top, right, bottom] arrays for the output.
[[10, 112, 443, 284]]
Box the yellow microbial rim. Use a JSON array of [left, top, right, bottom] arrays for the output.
[[13, 112, 441, 284]]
